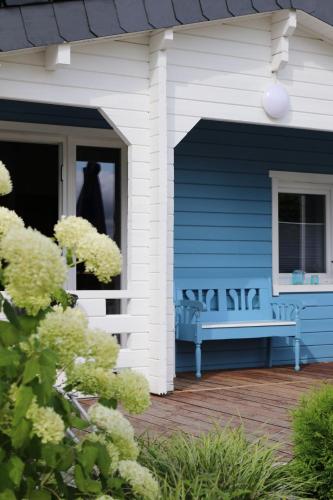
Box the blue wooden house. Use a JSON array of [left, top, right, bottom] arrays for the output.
[[0, 0, 333, 393]]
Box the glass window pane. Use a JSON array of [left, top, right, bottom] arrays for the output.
[[76, 146, 121, 290], [279, 193, 326, 274], [0, 141, 59, 237]]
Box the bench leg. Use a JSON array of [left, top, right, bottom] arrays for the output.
[[266, 338, 272, 368], [195, 342, 202, 379], [294, 338, 301, 372]]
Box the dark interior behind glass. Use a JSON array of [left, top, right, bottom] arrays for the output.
[[279, 192, 326, 274], [76, 146, 121, 291], [0, 141, 58, 237]]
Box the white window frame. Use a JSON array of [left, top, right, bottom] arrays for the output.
[[270, 170, 333, 295], [0, 121, 128, 298]]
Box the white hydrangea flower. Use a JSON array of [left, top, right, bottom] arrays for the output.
[[86, 329, 120, 369], [0, 206, 24, 239], [1, 227, 66, 315], [38, 306, 88, 366], [118, 460, 159, 500], [76, 232, 121, 283], [54, 215, 96, 250], [0, 161, 12, 196], [88, 403, 134, 442], [114, 370, 150, 415], [27, 400, 65, 444], [113, 435, 139, 461], [67, 363, 117, 399]]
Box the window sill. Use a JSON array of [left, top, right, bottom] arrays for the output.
[[275, 284, 333, 295]]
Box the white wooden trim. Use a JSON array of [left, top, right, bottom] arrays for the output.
[[69, 290, 133, 299], [279, 285, 333, 293], [202, 321, 296, 329], [45, 44, 71, 71], [271, 10, 297, 73], [269, 170, 333, 185]]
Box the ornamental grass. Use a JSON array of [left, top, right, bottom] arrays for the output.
[[139, 426, 309, 500]]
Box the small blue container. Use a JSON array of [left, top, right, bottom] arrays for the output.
[[292, 270, 305, 285], [311, 275, 319, 285]]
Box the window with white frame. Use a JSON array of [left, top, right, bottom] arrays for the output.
[[0, 128, 126, 297], [270, 170, 333, 293]]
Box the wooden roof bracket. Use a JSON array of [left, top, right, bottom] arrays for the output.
[[45, 43, 71, 71], [271, 9, 297, 74]]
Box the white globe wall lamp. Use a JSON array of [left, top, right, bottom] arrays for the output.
[[262, 83, 290, 120]]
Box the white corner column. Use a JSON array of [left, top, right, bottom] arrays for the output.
[[149, 29, 174, 394]]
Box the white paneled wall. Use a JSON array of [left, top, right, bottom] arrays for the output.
[[0, 36, 153, 382]]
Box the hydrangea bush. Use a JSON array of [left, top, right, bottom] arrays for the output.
[[0, 163, 158, 499]]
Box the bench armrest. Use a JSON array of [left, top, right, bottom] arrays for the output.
[[271, 301, 301, 321], [175, 300, 205, 325]]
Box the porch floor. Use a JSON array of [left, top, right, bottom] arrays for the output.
[[129, 363, 333, 459]]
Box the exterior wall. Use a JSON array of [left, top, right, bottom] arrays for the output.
[[166, 15, 333, 385], [0, 37, 156, 385], [1, 12, 333, 390], [175, 119, 333, 372]]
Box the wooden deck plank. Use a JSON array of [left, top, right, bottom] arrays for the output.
[[127, 362, 333, 459]]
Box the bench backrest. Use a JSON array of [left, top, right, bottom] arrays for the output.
[[175, 278, 273, 322]]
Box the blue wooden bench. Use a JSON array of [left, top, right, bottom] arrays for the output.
[[175, 278, 302, 378]]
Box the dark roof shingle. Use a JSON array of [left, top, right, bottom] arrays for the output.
[[0, 0, 331, 52]]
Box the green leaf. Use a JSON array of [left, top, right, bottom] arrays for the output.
[[29, 491, 51, 500], [96, 443, 111, 477], [3, 301, 20, 330], [99, 397, 117, 409], [0, 322, 19, 347], [23, 357, 40, 384], [0, 489, 16, 500], [41, 444, 74, 471], [0, 447, 6, 463], [35, 351, 56, 404], [51, 288, 69, 309], [11, 418, 32, 449], [18, 316, 40, 335], [74, 465, 101, 494], [78, 443, 99, 473], [0, 348, 20, 367], [0, 292, 4, 312], [7, 456, 24, 487], [70, 415, 90, 430], [13, 386, 34, 427]]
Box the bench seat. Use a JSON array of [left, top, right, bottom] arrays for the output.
[[202, 320, 296, 329], [175, 278, 302, 378]]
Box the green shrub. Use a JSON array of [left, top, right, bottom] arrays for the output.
[[0, 162, 158, 499], [290, 383, 333, 499], [139, 426, 304, 499]]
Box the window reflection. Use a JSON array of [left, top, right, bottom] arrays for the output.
[[76, 146, 121, 290]]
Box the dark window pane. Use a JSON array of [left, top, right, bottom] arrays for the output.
[[279, 193, 326, 274], [0, 141, 58, 237], [76, 146, 121, 291]]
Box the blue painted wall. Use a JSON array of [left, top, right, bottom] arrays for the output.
[[175, 120, 333, 372]]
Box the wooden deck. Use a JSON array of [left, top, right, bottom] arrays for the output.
[[129, 363, 333, 459]]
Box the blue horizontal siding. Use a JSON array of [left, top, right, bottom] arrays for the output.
[[175, 120, 333, 373], [0, 99, 111, 129]]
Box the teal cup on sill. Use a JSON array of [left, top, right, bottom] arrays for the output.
[[311, 275, 319, 285], [292, 270, 305, 285]]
